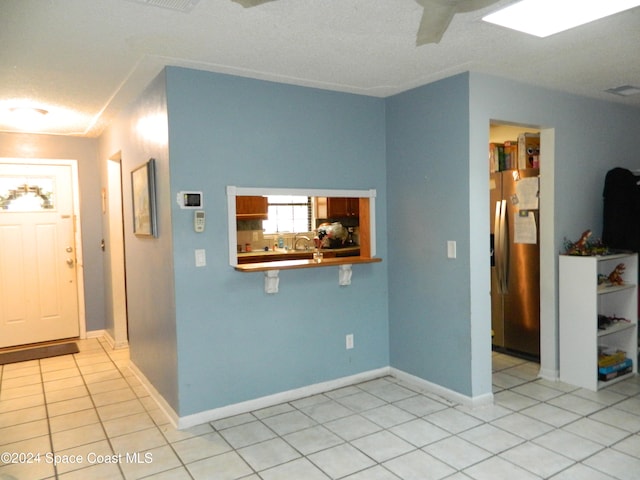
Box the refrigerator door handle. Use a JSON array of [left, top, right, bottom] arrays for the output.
[[500, 200, 509, 293], [494, 200, 504, 294]]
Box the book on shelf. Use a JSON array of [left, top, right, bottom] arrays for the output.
[[597, 357, 633, 382], [503, 140, 517, 170], [489, 143, 505, 172], [598, 363, 632, 381], [598, 349, 627, 367], [490, 133, 540, 171], [598, 357, 632, 374]]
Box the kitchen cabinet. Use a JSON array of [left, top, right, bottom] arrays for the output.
[[559, 253, 638, 390], [236, 196, 268, 220], [327, 197, 359, 218]]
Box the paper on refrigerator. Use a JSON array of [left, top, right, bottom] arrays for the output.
[[515, 177, 539, 210], [514, 211, 537, 244]]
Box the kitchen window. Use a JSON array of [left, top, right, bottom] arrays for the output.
[[262, 195, 311, 234]]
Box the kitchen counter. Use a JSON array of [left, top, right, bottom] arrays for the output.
[[237, 246, 360, 264], [235, 255, 381, 272]]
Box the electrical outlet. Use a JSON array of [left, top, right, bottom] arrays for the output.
[[346, 334, 354, 350]]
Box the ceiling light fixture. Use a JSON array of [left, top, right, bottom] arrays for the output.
[[9, 107, 49, 116], [3, 106, 49, 131], [483, 0, 640, 37]]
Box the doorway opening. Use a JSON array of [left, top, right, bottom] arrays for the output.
[[489, 123, 541, 362], [486, 123, 557, 381]]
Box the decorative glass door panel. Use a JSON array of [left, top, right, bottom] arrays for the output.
[[0, 176, 55, 211]]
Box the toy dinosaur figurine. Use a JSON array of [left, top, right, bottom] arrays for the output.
[[565, 230, 592, 255], [563, 229, 609, 256], [608, 263, 625, 286]]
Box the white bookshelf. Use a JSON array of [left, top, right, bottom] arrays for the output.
[[559, 253, 638, 390]]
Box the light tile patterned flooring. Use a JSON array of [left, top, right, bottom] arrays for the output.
[[1, 338, 639, 479]]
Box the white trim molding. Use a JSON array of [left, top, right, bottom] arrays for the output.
[[92, 328, 129, 350], [128, 361, 181, 428], [226, 186, 377, 267], [130, 361, 496, 430], [389, 368, 494, 409], [175, 367, 390, 430], [86, 329, 106, 340]]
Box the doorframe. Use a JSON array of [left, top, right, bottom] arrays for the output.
[[0, 157, 86, 338], [483, 125, 558, 380], [538, 128, 557, 381], [107, 153, 129, 348]]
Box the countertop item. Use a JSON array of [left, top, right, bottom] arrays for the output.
[[237, 246, 360, 258]]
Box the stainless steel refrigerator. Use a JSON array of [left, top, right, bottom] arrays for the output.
[[490, 169, 540, 359]]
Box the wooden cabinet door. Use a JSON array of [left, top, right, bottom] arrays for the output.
[[236, 196, 268, 219], [327, 197, 359, 217]]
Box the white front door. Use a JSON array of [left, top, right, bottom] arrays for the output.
[[0, 163, 80, 348]]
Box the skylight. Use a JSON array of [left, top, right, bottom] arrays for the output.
[[483, 0, 640, 38]]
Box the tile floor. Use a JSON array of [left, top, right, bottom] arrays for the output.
[[1, 338, 639, 479]]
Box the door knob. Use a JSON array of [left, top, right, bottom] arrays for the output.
[[66, 258, 74, 267]]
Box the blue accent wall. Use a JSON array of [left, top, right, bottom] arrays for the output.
[[468, 72, 640, 386], [164, 67, 389, 416], [100, 65, 640, 419], [100, 71, 178, 410], [386, 71, 640, 400], [386, 74, 474, 395], [469, 73, 640, 243]]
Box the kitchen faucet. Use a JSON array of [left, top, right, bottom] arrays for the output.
[[294, 235, 312, 250]]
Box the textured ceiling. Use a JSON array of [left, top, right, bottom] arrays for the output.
[[1, 0, 639, 137]]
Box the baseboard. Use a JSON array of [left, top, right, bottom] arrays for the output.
[[175, 367, 392, 430], [86, 329, 106, 339], [101, 330, 129, 350], [129, 365, 391, 430], [101, 330, 115, 349], [128, 361, 181, 428], [390, 368, 494, 409], [538, 366, 560, 382], [129, 362, 495, 430]]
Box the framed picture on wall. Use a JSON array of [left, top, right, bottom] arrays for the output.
[[131, 158, 157, 237]]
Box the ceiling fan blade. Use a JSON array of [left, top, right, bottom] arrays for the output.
[[415, 1, 456, 45], [415, 0, 501, 45], [456, 0, 502, 14], [231, 0, 277, 7]]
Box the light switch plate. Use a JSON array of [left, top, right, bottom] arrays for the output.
[[447, 241, 456, 259], [346, 334, 354, 350], [195, 249, 206, 267]]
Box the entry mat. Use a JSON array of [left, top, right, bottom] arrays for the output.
[[0, 342, 79, 365]]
